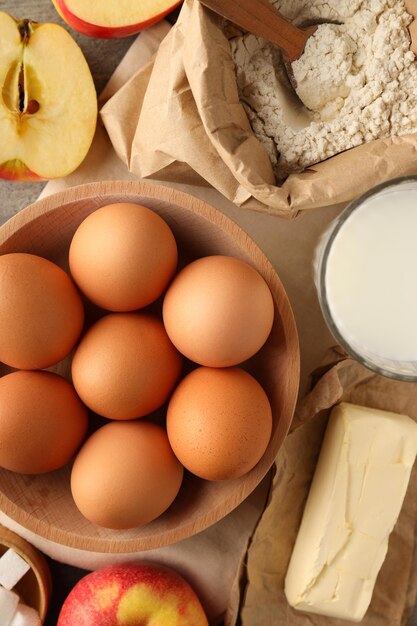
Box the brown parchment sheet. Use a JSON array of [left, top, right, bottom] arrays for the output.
[[225, 348, 417, 626], [101, 0, 417, 218]]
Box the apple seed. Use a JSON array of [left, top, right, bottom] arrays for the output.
[[26, 100, 40, 114]]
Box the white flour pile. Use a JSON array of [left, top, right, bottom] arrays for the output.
[[230, 0, 417, 181]]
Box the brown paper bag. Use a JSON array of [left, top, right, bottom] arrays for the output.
[[101, 0, 417, 218], [226, 348, 417, 626]]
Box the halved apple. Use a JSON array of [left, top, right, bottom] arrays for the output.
[[52, 0, 182, 39], [0, 12, 97, 181]]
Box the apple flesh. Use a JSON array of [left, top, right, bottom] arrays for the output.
[[52, 0, 182, 38], [0, 12, 97, 181], [57, 563, 209, 626]]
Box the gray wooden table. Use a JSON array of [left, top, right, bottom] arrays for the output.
[[0, 1, 416, 624], [0, 0, 135, 220]]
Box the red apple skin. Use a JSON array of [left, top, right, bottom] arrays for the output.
[[57, 563, 209, 626], [0, 159, 43, 181], [53, 0, 183, 38]]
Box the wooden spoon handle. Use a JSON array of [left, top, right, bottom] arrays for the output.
[[198, 0, 312, 61]]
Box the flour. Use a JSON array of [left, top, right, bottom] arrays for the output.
[[230, 0, 417, 181], [292, 25, 356, 117]]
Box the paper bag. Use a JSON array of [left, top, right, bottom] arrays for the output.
[[102, 0, 417, 218], [226, 348, 417, 625]]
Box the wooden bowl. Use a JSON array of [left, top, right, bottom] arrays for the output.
[[0, 526, 51, 621], [0, 181, 299, 553]]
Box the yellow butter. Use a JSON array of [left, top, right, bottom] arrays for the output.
[[285, 402, 417, 622]]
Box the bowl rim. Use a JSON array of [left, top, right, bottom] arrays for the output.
[[0, 180, 300, 552], [0, 526, 51, 620]]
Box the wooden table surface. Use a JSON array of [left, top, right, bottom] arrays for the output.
[[0, 1, 416, 625]]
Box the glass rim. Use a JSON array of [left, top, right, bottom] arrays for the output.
[[317, 175, 417, 383]]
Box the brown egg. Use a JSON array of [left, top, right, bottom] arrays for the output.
[[0, 253, 84, 369], [167, 367, 272, 480], [0, 371, 88, 474], [71, 313, 182, 420], [162, 255, 274, 367], [69, 203, 178, 311], [71, 421, 184, 529]]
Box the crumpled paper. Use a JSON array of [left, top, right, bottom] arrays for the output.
[[227, 347, 417, 626], [37, 11, 417, 625], [101, 0, 417, 218], [1, 23, 271, 626]]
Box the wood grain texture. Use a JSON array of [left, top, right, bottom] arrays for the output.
[[0, 526, 51, 620], [0, 0, 135, 220], [198, 0, 316, 61], [0, 180, 300, 553], [0, 1, 139, 619]]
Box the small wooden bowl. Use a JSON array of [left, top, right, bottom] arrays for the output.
[[0, 526, 51, 621], [0, 181, 299, 553]]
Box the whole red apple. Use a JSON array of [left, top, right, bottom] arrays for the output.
[[57, 563, 209, 625]]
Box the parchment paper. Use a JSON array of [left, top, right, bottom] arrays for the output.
[[227, 348, 417, 626], [101, 0, 417, 218], [0, 23, 272, 626], [31, 12, 417, 626]]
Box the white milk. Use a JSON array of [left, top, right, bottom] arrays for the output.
[[323, 185, 417, 373]]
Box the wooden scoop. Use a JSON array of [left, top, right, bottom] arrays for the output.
[[198, 0, 318, 63]]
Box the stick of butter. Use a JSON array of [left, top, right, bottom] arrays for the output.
[[285, 402, 417, 622]]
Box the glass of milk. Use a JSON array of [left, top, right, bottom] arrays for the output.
[[316, 176, 417, 381]]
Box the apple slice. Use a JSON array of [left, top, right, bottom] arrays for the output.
[[52, 0, 182, 38], [0, 12, 97, 181]]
